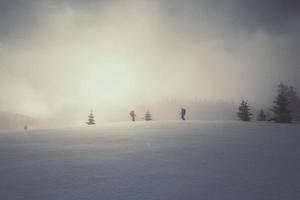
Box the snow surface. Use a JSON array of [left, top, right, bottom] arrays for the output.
[[0, 121, 300, 200]]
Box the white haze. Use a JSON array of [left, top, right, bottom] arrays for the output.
[[0, 0, 299, 124]]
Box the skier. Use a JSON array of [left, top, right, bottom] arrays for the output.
[[24, 124, 28, 131], [180, 108, 186, 120], [130, 110, 136, 121]]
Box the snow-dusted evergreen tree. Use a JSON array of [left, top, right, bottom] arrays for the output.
[[144, 110, 152, 121], [257, 109, 266, 121], [87, 111, 96, 125], [237, 100, 252, 121], [287, 86, 300, 122], [271, 83, 291, 123]]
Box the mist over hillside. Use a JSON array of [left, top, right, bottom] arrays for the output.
[[1, 0, 300, 120], [0, 99, 238, 129], [0, 112, 38, 130], [112, 99, 237, 122]]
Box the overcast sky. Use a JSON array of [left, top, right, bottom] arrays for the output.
[[0, 0, 299, 121]]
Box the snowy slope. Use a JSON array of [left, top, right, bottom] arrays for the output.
[[0, 121, 300, 200]]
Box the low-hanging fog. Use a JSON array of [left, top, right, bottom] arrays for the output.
[[0, 0, 299, 125]]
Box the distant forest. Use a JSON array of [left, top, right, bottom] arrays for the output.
[[237, 83, 300, 123]]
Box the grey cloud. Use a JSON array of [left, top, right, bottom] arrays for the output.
[[162, 0, 300, 34], [2, 0, 300, 41], [0, 0, 115, 42], [231, 0, 300, 34], [0, 0, 39, 41]]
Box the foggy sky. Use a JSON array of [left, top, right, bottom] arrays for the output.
[[0, 0, 299, 122]]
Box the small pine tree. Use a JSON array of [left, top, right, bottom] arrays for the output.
[[287, 86, 300, 122], [237, 100, 252, 121], [271, 83, 291, 123], [257, 109, 266, 121], [87, 111, 96, 125], [144, 110, 152, 121]]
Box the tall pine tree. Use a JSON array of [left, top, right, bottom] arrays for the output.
[[87, 111, 96, 125], [271, 83, 291, 123], [287, 86, 300, 122], [237, 100, 252, 121]]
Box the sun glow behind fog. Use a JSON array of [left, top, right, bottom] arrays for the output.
[[0, 1, 242, 121], [85, 60, 135, 103], [6, 2, 151, 114]]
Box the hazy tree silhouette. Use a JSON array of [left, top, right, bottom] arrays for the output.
[[237, 100, 252, 121], [271, 83, 291, 123], [287, 86, 300, 121], [144, 110, 152, 121], [87, 111, 96, 125], [257, 109, 266, 121]]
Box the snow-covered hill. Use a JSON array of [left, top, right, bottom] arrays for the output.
[[0, 121, 300, 200]]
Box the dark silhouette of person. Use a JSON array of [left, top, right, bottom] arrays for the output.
[[130, 111, 136, 121], [180, 108, 186, 120]]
